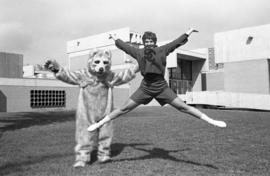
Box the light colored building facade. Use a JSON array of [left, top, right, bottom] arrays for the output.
[[188, 24, 270, 110], [1, 25, 270, 112], [214, 24, 270, 94], [0, 52, 23, 78]]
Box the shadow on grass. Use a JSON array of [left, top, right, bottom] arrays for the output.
[[0, 111, 75, 133], [0, 142, 219, 175], [89, 142, 151, 163], [0, 152, 73, 175], [110, 143, 219, 170]]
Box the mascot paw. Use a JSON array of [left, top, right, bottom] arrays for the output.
[[44, 60, 60, 73]]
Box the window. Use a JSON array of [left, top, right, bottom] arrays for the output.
[[30, 90, 66, 108]]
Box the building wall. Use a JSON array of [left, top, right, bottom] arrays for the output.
[[208, 47, 216, 70], [23, 65, 35, 77], [67, 28, 131, 54], [268, 60, 270, 89], [224, 59, 269, 94], [0, 52, 23, 78], [191, 60, 204, 92], [111, 49, 126, 65], [68, 47, 128, 71], [66, 27, 142, 70], [215, 24, 270, 63], [191, 48, 209, 72], [69, 54, 89, 70], [0, 78, 129, 112], [113, 87, 130, 107], [207, 48, 224, 70], [203, 71, 224, 91], [0, 85, 79, 112]]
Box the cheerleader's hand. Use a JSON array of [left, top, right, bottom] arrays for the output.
[[185, 28, 199, 36]]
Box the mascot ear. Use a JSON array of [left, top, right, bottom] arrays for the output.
[[104, 50, 112, 59], [89, 48, 99, 59]]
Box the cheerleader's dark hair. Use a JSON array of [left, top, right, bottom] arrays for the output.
[[142, 31, 157, 44]]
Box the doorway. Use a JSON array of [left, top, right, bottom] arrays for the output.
[[168, 59, 192, 94]]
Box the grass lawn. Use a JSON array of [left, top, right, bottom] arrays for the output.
[[0, 107, 270, 176]]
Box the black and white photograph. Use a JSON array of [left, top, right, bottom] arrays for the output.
[[0, 0, 270, 175]]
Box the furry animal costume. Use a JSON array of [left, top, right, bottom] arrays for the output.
[[45, 49, 137, 166]]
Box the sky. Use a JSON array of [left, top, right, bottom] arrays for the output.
[[1, 0, 270, 66]]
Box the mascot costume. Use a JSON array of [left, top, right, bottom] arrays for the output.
[[45, 49, 138, 167]]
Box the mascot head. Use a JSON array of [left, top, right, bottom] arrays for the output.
[[87, 49, 112, 77]]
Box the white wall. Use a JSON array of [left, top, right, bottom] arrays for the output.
[[67, 27, 131, 54], [23, 65, 35, 77], [215, 24, 270, 63], [224, 59, 270, 94]]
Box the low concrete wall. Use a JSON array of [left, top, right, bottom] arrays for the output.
[[185, 91, 270, 110]]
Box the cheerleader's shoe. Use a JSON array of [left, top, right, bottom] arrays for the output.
[[73, 161, 86, 168]]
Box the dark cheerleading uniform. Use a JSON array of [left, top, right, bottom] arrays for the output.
[[115, 34, 189, 106]]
